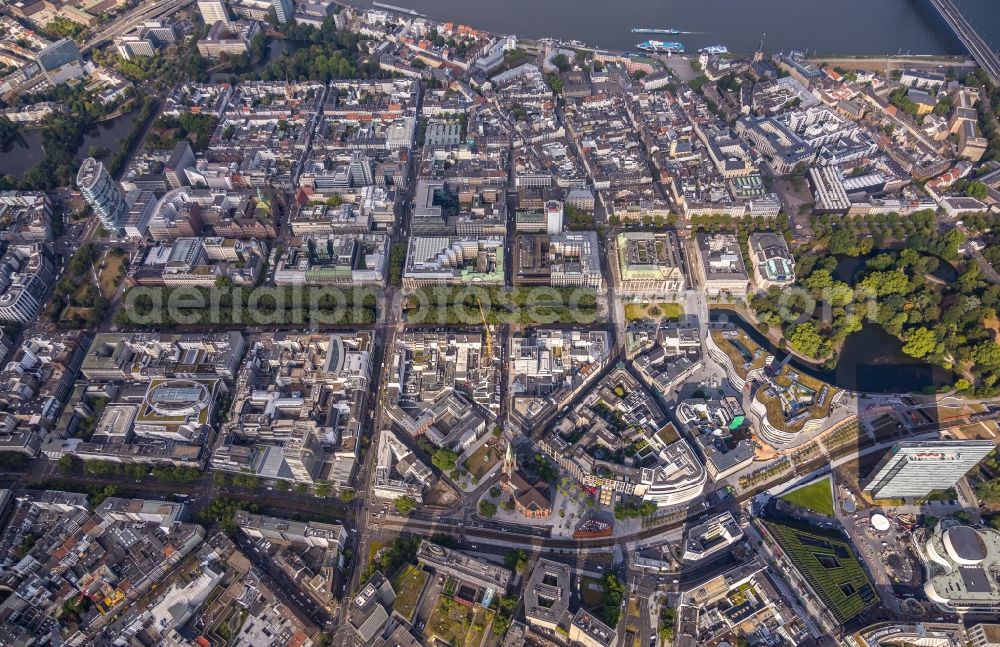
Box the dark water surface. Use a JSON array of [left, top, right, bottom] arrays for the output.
[[710, 309, 954, 393], [359, 0, 1000, 56], [0, 107, 141, 178]]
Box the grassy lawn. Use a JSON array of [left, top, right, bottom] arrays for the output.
[[462, 443, 500, 479], [426, 597, 489, 647], [985, 314, 1000, 343], [367, 540, 386, 568], [212, 606, 247, 643], [624, 302, 683, 322], [466, 607, 494, 647], [762, 519, 876, 625], [580, 575, 605, 610], [954, 420, 999, 440], [779, 476, 835, 516], [96, 250, 127, 299], [392, 565, 429, 621], [757, 390, 791, 431]]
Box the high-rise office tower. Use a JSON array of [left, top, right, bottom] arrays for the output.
[[77, 158, 128, 235], [863, 440, 994, 499]]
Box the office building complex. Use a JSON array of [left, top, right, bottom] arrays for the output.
[[416, 540, 512, 593], [115, 21, 178, 60], [214, 332, 373, 487], [273, 234, 389, 286], [614, 231, 685, 296], [863, 440, 994, 499], [809, 166, 852, 213], [570, 609, 617, 647], [513, 231, 603, 289], [77, 158, 128, 235], [402, 236, 505, 287], [544, 199, 563, 234], [676, 398, 754, 480], [373, 429, 433, 501], [681, 512, 744, 563], [0, 192, 52, 242], [386, 330, 499, 419], [524, 559, 571, 632], [81, 332, 245, 381], [36, 39, 81, 72], [197, 19, 260, 58], [541, 368, 706, 506], [36, 38, 84, 85], [694, 233, 750, 297], [348, 572, 396, 643], [0, 245, 55, 323], [234, 510, 347, 550]]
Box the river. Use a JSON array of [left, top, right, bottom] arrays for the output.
[[357, 0, 1000, 56], [710, 309, 955, 394], [0, 107, 141, 179]]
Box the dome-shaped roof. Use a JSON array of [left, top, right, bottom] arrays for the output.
[[944, 525, 988, 565]]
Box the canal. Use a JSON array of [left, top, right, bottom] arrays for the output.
[[710, 308, 955, 394], [832, 253, 958, 284]]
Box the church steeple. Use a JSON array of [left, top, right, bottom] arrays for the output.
[[503, 440, 516, 476]]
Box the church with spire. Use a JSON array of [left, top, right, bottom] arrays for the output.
[[499, 440, 553, 519]]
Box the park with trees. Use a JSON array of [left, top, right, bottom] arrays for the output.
[[750, 210, 1000, 395]]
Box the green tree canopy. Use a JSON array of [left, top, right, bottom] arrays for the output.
[[432, 448, 459, 472], [971, 341, 1000, 369], [479, 500, 498, 518], [902, 327, 939, 359], [395, 496, 417, 515], [859, 270, 910, 297], [504, 549, 528, 573], [788, 322, 831, 359], [965, 181, 989, 201]]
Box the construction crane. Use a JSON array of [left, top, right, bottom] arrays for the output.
[[476, 296, 493, 361]]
